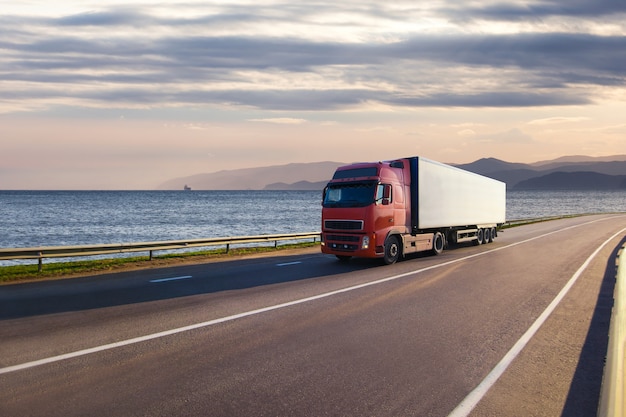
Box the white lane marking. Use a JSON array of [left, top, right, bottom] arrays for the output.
[[1, 216, 623, 376], [149, 275, 193, 283], [276, 261, 302, 267], [448, 225, 626, 417]]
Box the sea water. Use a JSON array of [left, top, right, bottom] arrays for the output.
[[0, 190, 624, 265], [0, 191, 322, 248]]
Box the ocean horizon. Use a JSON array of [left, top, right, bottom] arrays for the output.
[[1, 189, 625, 265]]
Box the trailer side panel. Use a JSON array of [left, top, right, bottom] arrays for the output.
[[415, 157, 506, 230]]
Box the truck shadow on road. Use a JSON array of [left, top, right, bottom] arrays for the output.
[[0, 252, 389, 320], [560, 236, 626, 417]]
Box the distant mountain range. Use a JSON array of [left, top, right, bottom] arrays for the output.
[[157, 162, 343, 191], [454, 155, 626, 190], [157, 155, 626, 191]]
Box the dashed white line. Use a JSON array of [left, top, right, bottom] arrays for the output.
[[149, 275, 193, 283], [276, 261, 302, 267]]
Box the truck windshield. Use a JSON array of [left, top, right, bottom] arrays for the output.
[[323, 182, 377, 208]]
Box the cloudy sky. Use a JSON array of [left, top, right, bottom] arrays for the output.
[[1, 0, 625, 189]]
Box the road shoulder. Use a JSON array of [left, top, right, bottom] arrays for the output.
[[469, 239, 618, 416]]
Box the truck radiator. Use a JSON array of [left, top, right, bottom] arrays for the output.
[[324, 220, 364, 231], [325, 235, 360, 243]]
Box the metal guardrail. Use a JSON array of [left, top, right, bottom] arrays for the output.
[[502, 216, 574, 228], [0, 232, 321, 272], [0, 216, 583, 272], [598, 242, 626, 417]]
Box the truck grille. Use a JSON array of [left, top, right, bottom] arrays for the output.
[[326, 235, 360, 242], [323, 233, 361, 252], [324, 220, 363, 231]]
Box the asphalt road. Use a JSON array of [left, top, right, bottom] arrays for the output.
[[1, 214, 626, 417]]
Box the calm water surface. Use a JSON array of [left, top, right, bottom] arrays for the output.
[[0, 191, 321, 248], [506, 190, 626, 220], [0, 190, 624, 265]]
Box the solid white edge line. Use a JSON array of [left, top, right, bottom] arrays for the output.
[[149, 275, 193, 283], [1, 216, 622, 376], [447, 225, 626, 417]]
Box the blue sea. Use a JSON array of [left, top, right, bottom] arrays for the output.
[[1, 190, 625, 265]]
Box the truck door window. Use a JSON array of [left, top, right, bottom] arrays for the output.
[[376, 184, 392, 205]]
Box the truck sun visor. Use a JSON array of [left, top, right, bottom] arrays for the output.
[[332, 167, 378, 179]]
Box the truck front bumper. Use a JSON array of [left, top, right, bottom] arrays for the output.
[[320, 233, 381, 258]]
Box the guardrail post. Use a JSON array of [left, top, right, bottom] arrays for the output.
[[226, 244, 230, 254], [38, 252, 43, 272], [149, 250, 153, 261]]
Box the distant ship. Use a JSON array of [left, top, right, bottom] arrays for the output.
[[183, 184, 191, 191]]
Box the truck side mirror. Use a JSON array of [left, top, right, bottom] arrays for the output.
[[382, 184, 392, 205]]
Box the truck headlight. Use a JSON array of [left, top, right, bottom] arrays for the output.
[[362, 236, 370, 249]]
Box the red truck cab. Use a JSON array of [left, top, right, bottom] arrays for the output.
[[321, 160, 418, 262], [321, 156, 505, 264]]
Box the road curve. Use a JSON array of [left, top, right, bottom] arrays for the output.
[[1, 214, 625, 417]]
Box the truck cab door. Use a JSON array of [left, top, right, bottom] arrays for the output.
[[374, 184, 395, 237]]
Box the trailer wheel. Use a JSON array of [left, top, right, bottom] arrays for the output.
[[383, 236, 401, 265], [432, 232, 444, 255], [485, 228, 493, 243], [491, 227, 497, 240], [474, 228, 484, 245]]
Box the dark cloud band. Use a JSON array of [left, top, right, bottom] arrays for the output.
[[0, 2, 623, 112]]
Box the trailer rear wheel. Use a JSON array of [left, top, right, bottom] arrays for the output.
[[475, 228, 484, 245], [432, 232, 444, 255], [383, 236, 401, 265], [485, 228, 493, 243]]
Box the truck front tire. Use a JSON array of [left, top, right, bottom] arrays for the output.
[[383, 236, 401, 265]]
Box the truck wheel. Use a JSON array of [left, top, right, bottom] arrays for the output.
[[384, 236, 401, 265], [474, 228, 484, 245], [432, 232, 444, 255], [485, 228, 493, 243]]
